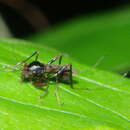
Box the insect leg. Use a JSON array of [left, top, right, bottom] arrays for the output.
[[12, 51, 39, 70], [22, 51, 39, 63], [54, 85, 61, 105], [16, 51, 39, 66], [48, 55, 63, 65], [54, 66, 71, 105], [54, 74, 62, 105], [40, 85, 49, 98], [69, 64, 73, 89], [35, 51, 39, 61], [55, 65, 73, 88], [52, 66, 66, 105]]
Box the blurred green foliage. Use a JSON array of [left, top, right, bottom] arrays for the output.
[[29, 7, 130, 73]]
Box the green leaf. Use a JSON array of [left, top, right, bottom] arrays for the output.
[[0, 38, 130, 129], [29, 7, 130, 72]]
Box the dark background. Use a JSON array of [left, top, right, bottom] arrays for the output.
[[0, 0, 129, 37]]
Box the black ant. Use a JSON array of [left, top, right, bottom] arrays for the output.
[[15, 51, 73, 104]]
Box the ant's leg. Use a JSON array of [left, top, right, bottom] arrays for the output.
[[54, 66, 67, 105], [14, 51, 39, 68], [35, 52, 39, 61], [37, 84, 49, 104], [48, 55, 63, 65], [53, 65, 73, 104], [54, 75, 62, 105], [54, 85, 61, 105], [69, 64, 73, 89], [40, 85, 49, 98], [54, 65, 73, 89], [58, 55, 62, 65], [22, 51, 39, 63], [53, 66, 66, 105]]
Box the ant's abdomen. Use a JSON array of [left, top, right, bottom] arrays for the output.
[[60, 72, 72, 84]]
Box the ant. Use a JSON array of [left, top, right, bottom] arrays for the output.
[[15, 51, 73, 104]]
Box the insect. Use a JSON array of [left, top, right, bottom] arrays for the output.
[[15, 51, 73, 104]]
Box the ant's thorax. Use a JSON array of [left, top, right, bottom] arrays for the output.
[[44, 64, 64, 73], [27, 61, 64, 74]]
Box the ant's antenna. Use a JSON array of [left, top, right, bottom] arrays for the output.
[[113, 71, 129, 84], [122, 72, 128, 78], [92, 55, 106, 69]]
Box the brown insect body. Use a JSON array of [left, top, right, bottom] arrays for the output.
[[45, 64, 72, 84], [21, 53, 73, 88], [17, 51, 73, 104]]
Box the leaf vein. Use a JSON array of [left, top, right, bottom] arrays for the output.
[[60, 86, 130, 122], [0, 95, 92, 120], [74, 74, 130, 95]]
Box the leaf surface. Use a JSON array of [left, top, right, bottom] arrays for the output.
[[0, 39, 130, 129]]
